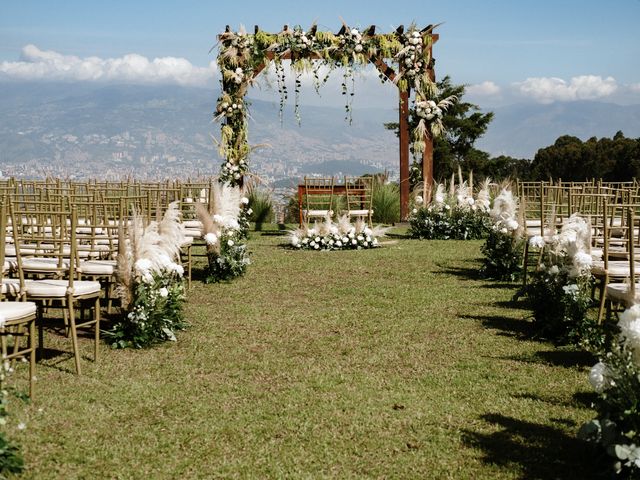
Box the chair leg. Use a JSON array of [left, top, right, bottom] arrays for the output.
[[67, 297, 81, 375], [522, 241, 530, 287], [29, 318, 35, 399], [597, 275, 608, 324], [37, 306, 44, 361], [94, 296, 100, 362]]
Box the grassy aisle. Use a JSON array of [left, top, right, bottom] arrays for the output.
[[12, 234, 599, 479]]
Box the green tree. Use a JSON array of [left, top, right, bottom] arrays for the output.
[[529, 132, 640, 181]]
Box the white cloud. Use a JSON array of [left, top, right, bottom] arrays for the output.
[[514, 75, 618, 103], [467, 81, 501, 96], [0, 44, 217, 87], [630, 83, 640, 93]]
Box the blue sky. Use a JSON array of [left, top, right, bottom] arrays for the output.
[[1, 0, 639, 107]]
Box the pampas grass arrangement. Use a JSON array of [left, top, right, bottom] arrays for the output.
[[109, 202, 187, 348], [195, 182, 251, 282]]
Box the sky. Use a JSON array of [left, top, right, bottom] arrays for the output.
[[1, 0, 639, 108]]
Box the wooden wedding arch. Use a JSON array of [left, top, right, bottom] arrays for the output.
[[215, 23, 441, 220]]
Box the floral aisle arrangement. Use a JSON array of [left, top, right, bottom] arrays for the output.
[[580, 304, 640, 476], [0, 360, 24, 476], [196, 182, 251, 282], [215, 23, 452, 187], [521, 214, 596, 344], [110, 202, 187, 349], [408, 174, 491, 240], [480, 185, 525, 281], [289, 215, 388, 250]]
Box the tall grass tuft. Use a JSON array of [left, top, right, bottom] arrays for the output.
[[372, 179, 400, 224], [247, 188, 274, 231]]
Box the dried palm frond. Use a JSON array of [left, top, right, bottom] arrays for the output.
[[337, 214, 353, 235], [476, 178, 492, 212], [158, 201, 186, 260], [433, 183, 446, 204], [114, 221, 133, 310], [195, 202, 217, 236], [371, 224, 391, 238], [354, 218, 366, 234], [211, 181, 241, 220]]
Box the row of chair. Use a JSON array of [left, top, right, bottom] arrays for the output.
[[518, 180, 640, 323]]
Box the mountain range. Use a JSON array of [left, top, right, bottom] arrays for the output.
[[0, 81, 639, 181]]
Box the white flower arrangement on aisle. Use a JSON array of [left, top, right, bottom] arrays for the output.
[[111, 202, 187, 348], [410, 172, 491, 241], [580, 303, 640, 476], [523, 213, 595, 342], [289, 215, 388, 251], [196, 181, 250, 282], [480, 184, 525, 280]]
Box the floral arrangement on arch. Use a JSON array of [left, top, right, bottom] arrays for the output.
[[196, 182, 251, 282], [480, 185, 526, 281], [408, 171, 491, 240], [215, 22, 453, 187], [520, 213, 596, 344], [580, 303, 640, 476], [110, 202, 187, 349], [288, 215, 388, 251]]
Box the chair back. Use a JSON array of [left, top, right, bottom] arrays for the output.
[[344, 176, 374, 225]]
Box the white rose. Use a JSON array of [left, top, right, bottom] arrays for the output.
[[204, 232, 218, 246], [227, 239, 235, 247], [589, 362, 614, 393], [241, 197, 249, 205], [159, 287, 169, 298]]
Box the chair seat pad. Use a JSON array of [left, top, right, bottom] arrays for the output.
[[184, 228, 202, 238], [26, 279, 101, 298], [347, 209, 372, 216], [0, 301, 37, 323], [22, 257, 70, 271], [1, 279, 22, 296], [606, 283, 640, 301], [525, 219, 542, 227], [79, 260, 116, 276], [180, 237, 193, 247], [590, 248, 603, 260], [3, 258, 17, 273], [305, 210, 331, 217], [592, 260, 640, 277], [183, 220, 203, 229]]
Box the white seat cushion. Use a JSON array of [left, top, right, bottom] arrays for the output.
[[26, 279, 101, 298], [79, 260, 116, 276], [3, 258, 17, 273], [22, 257, 70, 271], [184, 228, 202, 237], [305, 210, 331, 217], [180, 237, 193, 247], [606, 283, 640, 302], [592, 260, 640, 277], [347, 209, 372, 216], [526, 219, 542, 227], [0, 301, 36, 323], [183, 220, 203, 229], [1, 279, 23, 296]]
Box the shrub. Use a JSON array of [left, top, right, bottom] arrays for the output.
[[372, 182, 400, 224], [247, 188, 273, 231]]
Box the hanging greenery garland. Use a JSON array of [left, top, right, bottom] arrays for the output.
[[214, 23, 453, 187]]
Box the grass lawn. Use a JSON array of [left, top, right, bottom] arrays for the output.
[[8, 231, 600, 479]]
